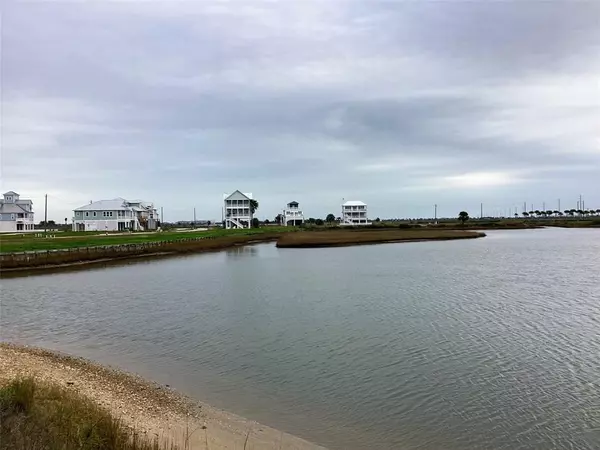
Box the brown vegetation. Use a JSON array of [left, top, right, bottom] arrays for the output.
[[0, 377, 180, 450], [276, 229, 485, 248]]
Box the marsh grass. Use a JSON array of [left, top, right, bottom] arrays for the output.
[[0, 377, 182, 450]]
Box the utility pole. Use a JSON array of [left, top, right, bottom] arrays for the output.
[[523, 202, 527, 213], [580, 194, 582, 211], [44, 194, 48, 234], [558, 199, 560, 212], [193, 207, 196, 228], [543, 201, 545, 212], [480, 203, 483, 219], [434, 204, 437, 222], [161, 207, 163, 224]]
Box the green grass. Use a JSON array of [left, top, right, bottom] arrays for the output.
[[0, 377, 179, 450], [0, 227, 294, 253]]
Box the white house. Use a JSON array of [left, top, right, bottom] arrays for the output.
[[341, 200, 370, 226], [0, 191, 35, 232], [223, 191, 254, 229], [72, 198, 159, 232], [283, 201, 304, 226]]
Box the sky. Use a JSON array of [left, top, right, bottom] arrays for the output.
[[2, 1, 599, 222]]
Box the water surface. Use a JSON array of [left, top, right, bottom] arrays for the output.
[[2, 228, 600, 449]]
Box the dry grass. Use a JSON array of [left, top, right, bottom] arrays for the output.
[[0, 377, 180, 450], [276, 229, 485, 248]]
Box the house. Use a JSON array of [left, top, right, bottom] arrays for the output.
[[283, 201, 304, 226], [223, 191, 253, 229], [0, 191, 35, 232], [72, 198, 159, 232], [341, 200, 371, 226]]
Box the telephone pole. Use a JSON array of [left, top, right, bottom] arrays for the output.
[[44, 194, 48, 234], [558, 199, 561, 212], [160, 207, 163, 224], [434, 204, 437, 222], [193, 207, 196, 228], [480, 203, 483, 219]]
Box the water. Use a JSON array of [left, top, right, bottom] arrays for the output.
[[2, 228, 600, 449]]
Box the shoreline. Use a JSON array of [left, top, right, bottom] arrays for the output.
[[0, 343, 327, 450], [277, 229, 486, 248], [0, 235, 281, 276]]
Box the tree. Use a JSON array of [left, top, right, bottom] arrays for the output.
[[514, 213, 519, 218], [546, 210, 553, 217], [250, 199, 259, 215], [325, 213, 336, 223], [315, 218, 324, 226], [522, 212, 530, 218], [458, 211, 469, 225], [307, 217, 316, 224], [534, 210, 541, 217], [274, 214, 283, 225], [251, 218, 259, 228], [375, 217, 381, 222], [264, 219, 270, 225], [528, 211, 535, 217]]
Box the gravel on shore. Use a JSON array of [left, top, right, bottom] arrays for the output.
[[0, 343, 327, 450]]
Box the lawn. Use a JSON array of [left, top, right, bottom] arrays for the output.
[[0, 227, 293, 253]]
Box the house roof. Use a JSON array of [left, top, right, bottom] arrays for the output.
[[0, 203, 29, 214], [224, 190, 253, 201], [287, 201, 299, 205], [74, 198, 130, 211], [343, 200, 366, 206], [3, 191, 18, 196]]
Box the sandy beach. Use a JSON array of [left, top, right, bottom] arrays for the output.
[[0, 344, 327, 450]]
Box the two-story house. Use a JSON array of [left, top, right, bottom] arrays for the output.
[[341, 200, 370, 226], [223, 191, 254, 229], [283, 201, 304, 226], [0, 191, 35, 232], [72, 198, 158, 232]]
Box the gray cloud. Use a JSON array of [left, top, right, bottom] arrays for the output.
[[2, 1, 599, 221]]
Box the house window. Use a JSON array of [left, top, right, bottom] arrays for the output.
[[11, 214, 15, 220], [85, 212, 89, 217], [93, 212, 97, 217]]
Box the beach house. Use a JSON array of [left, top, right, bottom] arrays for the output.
[[0, 191, 35, 232], [341, 200, 371, 226], [283, 201, 304, 226], [223, 191, 254, 229], [72, 198, 159, 232]]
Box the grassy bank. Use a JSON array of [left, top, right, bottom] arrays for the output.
[[0, 231, 289, 271], [276, 229, 485, 248], [0, 227, 293, 254], [0, 377, 179, 450]]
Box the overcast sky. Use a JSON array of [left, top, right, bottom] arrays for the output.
[[2, 1, 599, 222]]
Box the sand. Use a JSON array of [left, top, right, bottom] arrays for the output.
[[0, 344, 327, 450]]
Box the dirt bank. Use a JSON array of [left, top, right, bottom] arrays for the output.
[[0, 344, 326, 450], [276, 229, 485, 248]]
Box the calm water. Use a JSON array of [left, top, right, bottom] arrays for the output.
[[2, 228, 600, 449]]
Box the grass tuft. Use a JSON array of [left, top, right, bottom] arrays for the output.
[[0, 377, 180, 450]]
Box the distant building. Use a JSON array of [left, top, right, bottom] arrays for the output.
[[223, 191, 254, 229], [341, 200, 370, 226], [283, 201, 304, 226], [72, 198, 158, 232], [0, 191, 35, 232]]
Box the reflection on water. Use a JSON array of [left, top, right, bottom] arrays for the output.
[[2, 228, 600, 450], [225, 245, 259, 257]]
